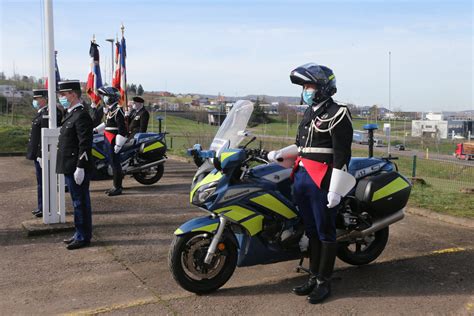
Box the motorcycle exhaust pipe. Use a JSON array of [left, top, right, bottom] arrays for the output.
[[127, 158, 167, 174], [337, 208, 405, 241]]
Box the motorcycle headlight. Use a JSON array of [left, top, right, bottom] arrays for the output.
[[192, 181, 218, 205]]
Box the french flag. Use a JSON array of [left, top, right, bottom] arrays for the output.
[[112, 41, 121, 89], [86, 41, 103, 105], [118, 36, 127, 106]]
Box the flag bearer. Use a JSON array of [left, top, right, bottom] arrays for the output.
[[95, 86, 127, 196]]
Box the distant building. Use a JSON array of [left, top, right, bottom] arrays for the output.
[[425, 112, 443, 121], [412, 120, 448, 139], [207, 111, 226, 125], [0, 85, 23, 98]]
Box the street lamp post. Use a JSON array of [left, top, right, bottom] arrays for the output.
[[105, 38, 114, 83]]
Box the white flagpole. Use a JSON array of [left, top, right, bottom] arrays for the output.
[[45, 0, 57, 128], [42, 0, 65, 224]]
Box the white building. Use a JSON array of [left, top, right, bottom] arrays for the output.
[[425, 112, 443, 121], [0, 85, 22, 98], [411, 120, 448, 139]]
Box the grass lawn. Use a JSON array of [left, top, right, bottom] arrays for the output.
[[1, 113, 473, 219]]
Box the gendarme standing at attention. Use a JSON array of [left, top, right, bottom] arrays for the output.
[[271, 63, 353, 304], [56, 80, 94, 250]]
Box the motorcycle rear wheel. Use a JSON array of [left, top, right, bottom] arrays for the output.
[[132, 164, 164, 185], [337, 227, 389, 266], [168, 232, 238, 294]]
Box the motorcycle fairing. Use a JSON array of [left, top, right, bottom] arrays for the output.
[[174, 215, 220, 235], [92, 148, 106, 160], [190, 169, 223, 203], [235, 233, 300, 267]]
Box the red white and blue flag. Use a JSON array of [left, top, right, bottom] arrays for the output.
[[86, 41, 103, 105], [112, 41, 121, 89], [45, 51, 61, 90], [118, 36, 127, 107]]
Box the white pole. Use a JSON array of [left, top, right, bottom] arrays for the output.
[[42, 0, 65, 224], [45, 0, 57, 128], [388, 51, 391, 155]]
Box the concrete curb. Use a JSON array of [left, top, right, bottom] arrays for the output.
[[0, 152, 26, 157], [407, 207, 474, 229], [22, 216, 75, 237]]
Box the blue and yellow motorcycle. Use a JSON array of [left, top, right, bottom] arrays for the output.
[[92, 130, 167, 185], [169, 100, 411, 294]]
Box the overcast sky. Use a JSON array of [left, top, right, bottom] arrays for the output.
[[1, 0, 472, 111]]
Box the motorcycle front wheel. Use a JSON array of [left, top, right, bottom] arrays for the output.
[[337, 227, 389, 266], [132, 164, 164, 185], [168, 232, 238, 294]]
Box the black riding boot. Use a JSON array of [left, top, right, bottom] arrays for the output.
[[292, 237, 321, 296], [107, 172, 123, 196], [307, 241, 337, 304]]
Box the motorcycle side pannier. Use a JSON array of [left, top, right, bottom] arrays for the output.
[[355, 171, 411, 218], [139, 139, 167, 160]]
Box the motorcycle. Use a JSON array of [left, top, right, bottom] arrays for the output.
[[92, 124, 167, 185], [168, 100, 412, 294]]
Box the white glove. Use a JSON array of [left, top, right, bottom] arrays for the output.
[[267, 150, 282, 162], [327, 191, 342, 208], [91, 102, 97, 109], [74, 167, 85, 185], [114, 144, 122, 154], [36, 157, 42, 169], [103, 106, 109, 114], [125, 110, 131, 117]]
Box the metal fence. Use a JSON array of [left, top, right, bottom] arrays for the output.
[[165, 133, 474, 193]]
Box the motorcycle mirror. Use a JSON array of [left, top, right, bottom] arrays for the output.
[[237, 130, 252, 137]]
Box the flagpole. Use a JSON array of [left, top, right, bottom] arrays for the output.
[[42, 0, 65, 224], [121, 23, 128, 112], [45, 0, 57, 128]]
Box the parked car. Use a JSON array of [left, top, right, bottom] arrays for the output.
[[395, 144, 405, 151]]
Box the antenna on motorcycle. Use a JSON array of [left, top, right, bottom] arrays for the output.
[[364, 124, 378, 158]]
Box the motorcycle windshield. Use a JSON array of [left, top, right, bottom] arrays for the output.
[[209, 100, 254, 156]]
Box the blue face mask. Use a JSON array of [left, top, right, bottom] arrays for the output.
[[302, 89, 316, 105], [32, 100, 39, 110], [59, 96, 70, 109]]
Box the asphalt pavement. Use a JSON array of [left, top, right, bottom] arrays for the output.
[[0, 157, 473, 315]]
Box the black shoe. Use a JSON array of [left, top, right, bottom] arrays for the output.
[[307, 279, 331, 304], [293, 236, 321, 296], [31, 208, 40, 215], [33, 210, 43, 218], [66, 240, 90, 250], [63, 237, 75, 244], [107, 187, 122, 196], [293, 275, 318, 296], [307, 241, 338, 304]]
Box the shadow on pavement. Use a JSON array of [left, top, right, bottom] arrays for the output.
[[212, 250, 474, 299]]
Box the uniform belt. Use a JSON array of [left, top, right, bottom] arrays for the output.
[[105, 127, 118, 131], [298, 147, 334, 154]]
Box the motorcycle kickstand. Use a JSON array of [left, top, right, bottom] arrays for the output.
[[295, 257, 310, 274]]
